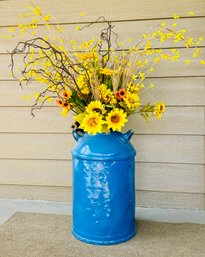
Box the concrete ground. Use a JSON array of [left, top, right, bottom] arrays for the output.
[[0, 199, 205, 225]]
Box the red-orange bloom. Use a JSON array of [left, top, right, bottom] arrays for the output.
[[63, 102, 71, 110], [62, 90, 72, 100], [56, 99, 63, 107], [115, 89, 126, 100]]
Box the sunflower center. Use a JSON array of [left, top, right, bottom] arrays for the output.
[[111, 114, 120, 123], [159, 105, 164, 112], [128, 97, 135, 103], [87, 118, 97, 127], [93, 108, 102, 113]]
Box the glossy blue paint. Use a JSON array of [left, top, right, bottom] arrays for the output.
[[72, 130, 136, 245]]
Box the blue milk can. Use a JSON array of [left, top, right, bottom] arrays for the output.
[[72, 130, 136, 245]]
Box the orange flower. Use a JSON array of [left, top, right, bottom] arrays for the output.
[[56, 99, 71, 110], [115, 89, 126, 100], [56, 99, 63, 107], [62, 102, 71, 110], [62, 90, 72, 100]]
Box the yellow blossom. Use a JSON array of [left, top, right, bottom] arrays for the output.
[[139, 72, 145, 80], [9, 27, 15, 32], [142, 34, 148, 38], [33, 6, 42, 16], [100, 68, 114, 76], [123, 92, 140, 109], [32, 18, 39, 24], [43, 14, 51, 21], [61, 108, 70, 117], [79, 52, 98, 61], [99, 84, 116, 105], [132, 75, 138, 80], [173, 13, 180, 19], [86, 101, 106, 114], [80, 112, 104, 135], [26, 95, 31, 101], [136, 60, 143, 67], [193, 48, 201, 58], [188, 11, 194, 16], [154, 57, 160, 63], [185, 60, 191, 64], [154, 102, 166, 119], [118, 42, 124, 47], [105, 109, 128, 131], [149, 83, 155, 89]]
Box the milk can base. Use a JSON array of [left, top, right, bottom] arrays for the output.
[[72, 228, 136, 245]]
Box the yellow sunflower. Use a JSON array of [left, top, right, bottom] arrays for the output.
[[123, 92, 140, 109], [154, 102, 166, 119], [86, 100, 106, 114], [80, 112, 104, 135], [99, 84, 117, 105], [105, 108, 128, 131]]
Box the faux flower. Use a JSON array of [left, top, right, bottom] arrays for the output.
[[56, 99, 63, 107], [154, 102, 166, 119], [105, 109, 128, 131], [62, 90, 72, 100], [99, 84, 117, 105], [115, 89, 126, 100], [123, 92, 141, 110], [86, 101, 106, 114], [100, 68, 114, 76], [80, 113, 104, 135]]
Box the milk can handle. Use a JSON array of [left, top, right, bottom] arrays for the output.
[[123, 130, 134, 141], [72, 129, 84, 141]]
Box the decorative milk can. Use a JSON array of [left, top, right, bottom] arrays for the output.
[[72, 130, 136, 245]]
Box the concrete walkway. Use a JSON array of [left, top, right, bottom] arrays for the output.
[[0, 199, 205, 225]]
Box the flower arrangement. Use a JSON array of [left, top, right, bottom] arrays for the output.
[[6, 5, 204, 134]]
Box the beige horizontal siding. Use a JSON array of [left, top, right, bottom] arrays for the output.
[[136, 190, 205, 209], [0, 0, 204, 210], [0, 0, 205, 26]]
